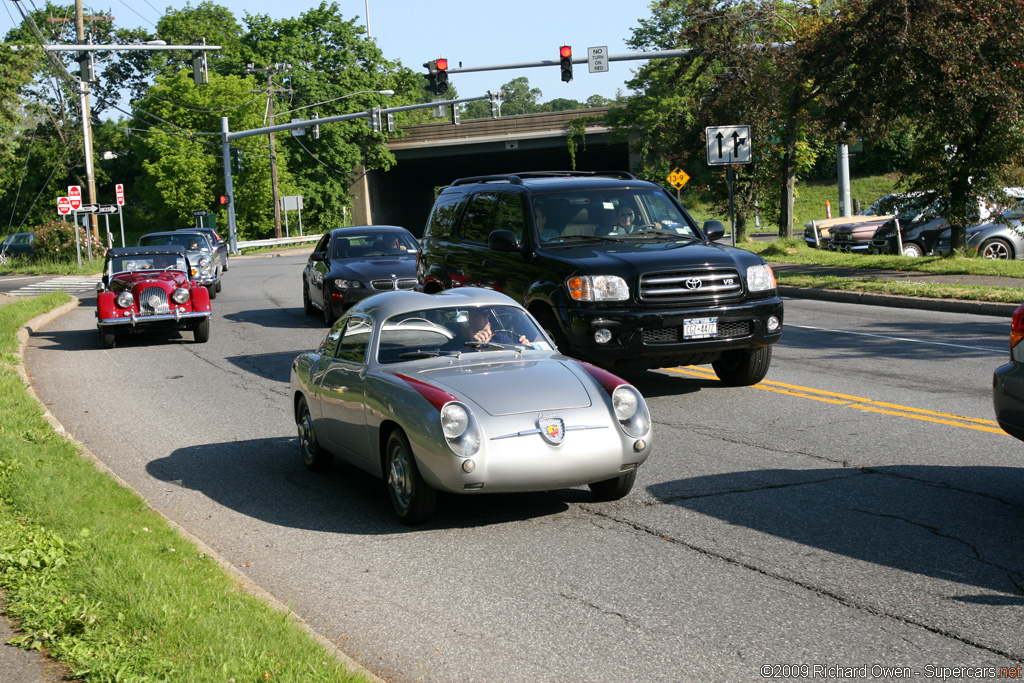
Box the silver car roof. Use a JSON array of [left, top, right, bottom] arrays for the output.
[[346, 288, 526, 320]]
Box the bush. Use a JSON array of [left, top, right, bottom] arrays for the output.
[[30, 219, 105, 262]]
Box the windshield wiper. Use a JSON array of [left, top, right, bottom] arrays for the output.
[[546, 234, 620, 244], [398, 349, 457, 359], [463, 340, 506, 351]]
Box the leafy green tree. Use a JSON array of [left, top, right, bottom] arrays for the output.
[[609, 0, 838, 239], [808, 0, 1024, 251], [154, 1, 245, 79]]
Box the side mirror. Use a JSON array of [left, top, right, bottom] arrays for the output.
[[488, 229, 521, 252], [703, 220, 726, 241], [310, 250, 326, 262]]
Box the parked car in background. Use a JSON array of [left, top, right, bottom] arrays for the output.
[[95, 246, 211, 349], [139, 231, 223, 298], [934, 197, 1024, 259], [803, 194, 901, 249], [179, 226, 229, 271], [302, 225, 419, 325], [0, 232, 35, 263], [289, 286, 653, 524], [870, 194, 1002, 257], [993, 303, 1024, 441], [829, 192, 932, 253]]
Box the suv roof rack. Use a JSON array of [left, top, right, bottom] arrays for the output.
[[450, 170, 637, 187]]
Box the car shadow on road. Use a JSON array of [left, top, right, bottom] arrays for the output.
[[147, 437, 571, 534], [648, 464, 1024, 603], [28, 324, 198, 351], [223, 307, 326, 329], [224, 351, 307, 382]]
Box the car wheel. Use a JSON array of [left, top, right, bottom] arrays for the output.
[[532, 308, 569, 352], [302, 282, 316, 315], [297, 397, 333, 472], [588, 469, 637, 501], [901, 242, 923, 257], [323, 290, 337, 326], [215, 279, 222, 293], [222, 257, 228, 272], [980, 238, 1013, 260], [207, 284, 217, 300], [193, 317, 210, 343], [712, 346, 772, 386], [385, 430, 436, 525], [99, 328, 116, 349]]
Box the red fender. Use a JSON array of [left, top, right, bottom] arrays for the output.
[[190, 284, 211, 312]]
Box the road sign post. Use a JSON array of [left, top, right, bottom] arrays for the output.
[[115, 183, 125, 247]]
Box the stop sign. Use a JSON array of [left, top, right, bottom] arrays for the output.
[[115, 183, 125, 206], [68, 185, 82, 210], [57, 197, 72, 215]]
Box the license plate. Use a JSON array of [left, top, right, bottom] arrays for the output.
[[684, 317, 718, 339]]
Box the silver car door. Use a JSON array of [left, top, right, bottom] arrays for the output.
[[317, 315, 373, 462]]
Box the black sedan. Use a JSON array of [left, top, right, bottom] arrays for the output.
[[302, 226, 419, 325], [0, 232, 35, 263], [994, 303, 1024, 441]]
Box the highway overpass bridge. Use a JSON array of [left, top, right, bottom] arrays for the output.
[[352, 106, 633, 236]]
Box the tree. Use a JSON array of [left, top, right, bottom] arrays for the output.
[[809, 0, 1024, 252], [608, 1, 838, 239]]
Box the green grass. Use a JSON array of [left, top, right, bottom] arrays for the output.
[[0, 255, 103, 276], [0, 295, 374, 683]]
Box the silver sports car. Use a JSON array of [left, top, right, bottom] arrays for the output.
[[289, 287, 653, 524]]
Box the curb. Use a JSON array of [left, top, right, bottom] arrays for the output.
[[779, 285, 1020, 317], [14, 297, 385, 683]]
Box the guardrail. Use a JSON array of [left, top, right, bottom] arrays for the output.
[[235, 234, 322, 252]]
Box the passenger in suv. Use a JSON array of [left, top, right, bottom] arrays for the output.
[[416, 171, 783, 384]]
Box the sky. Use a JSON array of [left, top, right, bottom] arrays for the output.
[[0, 0, 657, 104]]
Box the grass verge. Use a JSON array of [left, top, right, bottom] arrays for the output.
[[0, 294, 374, 683]]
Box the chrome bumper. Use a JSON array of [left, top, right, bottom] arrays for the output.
[[97, 311, 210, 328]]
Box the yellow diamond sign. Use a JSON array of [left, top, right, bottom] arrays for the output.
[[667, 167, 690, 190]]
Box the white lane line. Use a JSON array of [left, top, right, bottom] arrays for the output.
[[787, 323, 1005, 354]]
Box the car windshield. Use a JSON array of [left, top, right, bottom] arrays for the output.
[[532, 188, 699, 244], [141, 234, 211, 252], [111, 254, 186, 273], [377, 305, 550, 363], [332, 232, 418, 259]]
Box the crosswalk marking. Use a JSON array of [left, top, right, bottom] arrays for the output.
[[8, 275, 101, 297]]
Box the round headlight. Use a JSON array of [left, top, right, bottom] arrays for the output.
[[115, 291, 134, 308], [199, 256, 211, 268], [171, 288, 190, 304], [612, 386, 639, 420], [440, 403, 469, 438]]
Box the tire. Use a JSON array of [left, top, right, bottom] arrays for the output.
[[385, 430, 436, 525], [193, 317, 210, 343], [532, 308, 569, 353], [222, 257, 228, 272], [297, 397, 333, 472], [588, 469, 637, 501], [99, 328, 116, 349], [215, 279, 222, 293], [303, 282, 316, 315], [980, 238, 1013, 260], [712, 346, 772, 386], [207, 284, 217, 300], [323, 290, 337, 326], [901, 242, 923, 257]]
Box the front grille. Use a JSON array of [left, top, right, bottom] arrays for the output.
[[137, 286, 170, 315], [370, 278, 417, 291], [639, 268, 743, 303], [643, 320, 752, 344]]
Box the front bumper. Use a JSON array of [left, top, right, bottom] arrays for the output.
[[97, 310, 210, 328], [560, 296, 784, 368]]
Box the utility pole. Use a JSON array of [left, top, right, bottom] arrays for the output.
[[247, 63, 291, 240], [75, 0, 99, 242]]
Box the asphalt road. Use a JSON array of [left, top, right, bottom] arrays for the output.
[[21, 252, 1024, 682]]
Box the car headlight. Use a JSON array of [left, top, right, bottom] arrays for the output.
[[332, 279, 364, 290], [440, 402, 481, 457], [171, 288, 189, 304], [611, 385, 651, 438], [115, 291, 134, 308], [199, 256, 211, 268], [566, 275, 629, 301], [746, 264, 777, 292]]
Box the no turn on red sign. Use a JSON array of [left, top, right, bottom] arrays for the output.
[[68, 185, 82, 210]]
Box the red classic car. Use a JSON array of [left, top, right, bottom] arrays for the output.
[[95, 245, 211, 349]]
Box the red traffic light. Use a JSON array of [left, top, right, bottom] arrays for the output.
[[435, 57, 448, 71], [219, 196, 227, 204], [560, 45, 572, 59]]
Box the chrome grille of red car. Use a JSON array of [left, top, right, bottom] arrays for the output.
[[370, 278, 417, 291], [639, 268, 743, 303], [137, 286, 170, 315]]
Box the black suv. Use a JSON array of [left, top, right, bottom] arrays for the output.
[[416, 172, 783, 384]]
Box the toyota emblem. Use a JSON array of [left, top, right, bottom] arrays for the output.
[[685, 278, 703, 290]]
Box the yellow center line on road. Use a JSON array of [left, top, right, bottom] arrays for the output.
[[666, 366, 1006, 435]]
